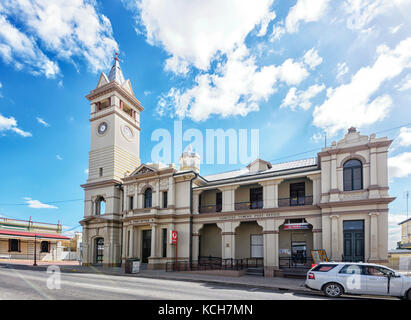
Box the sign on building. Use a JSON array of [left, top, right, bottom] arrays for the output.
[[169, 230, 178, 244]]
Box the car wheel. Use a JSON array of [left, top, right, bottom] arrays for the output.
[[323, 283, 343, 298], [406, 289, 411, 301]]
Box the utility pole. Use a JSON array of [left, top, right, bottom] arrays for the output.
[[33, 234, 37, 266], [406, 191, 409, 245]]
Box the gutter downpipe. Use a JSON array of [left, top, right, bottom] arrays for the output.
[[116, 183, 124, 267], [189, 172, 198, 271]]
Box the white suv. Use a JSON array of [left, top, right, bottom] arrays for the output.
[[305, 262, 411, 299]]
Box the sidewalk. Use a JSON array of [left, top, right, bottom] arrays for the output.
[[0, 259, 310, 294], [58, 264, 311, 294]]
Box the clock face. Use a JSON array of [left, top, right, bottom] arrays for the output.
[[98, 122, 108, 135], [122, 125, 133, 139]]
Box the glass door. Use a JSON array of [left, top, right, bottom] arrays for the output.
[[95, 238, 104, 264]]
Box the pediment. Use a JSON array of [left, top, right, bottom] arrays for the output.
[[121, 79, 134, 96], [96, 72, 109, 88], [130, 164, 157, 176]]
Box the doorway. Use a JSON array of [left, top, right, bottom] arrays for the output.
[[343, 220, 365, 262], [95, 237, 104, 265], [141, 230, 152, 263]]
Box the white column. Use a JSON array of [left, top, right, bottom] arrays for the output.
[[150, 224, 157, 257], [130, 226, 134, 258], [220, 186, 237, 212], [313, 230, 322, 250], [168, 176, 175, 210], [331, 155, 337, 190], [330, 215, 340, 261], [369, 212, 379, 260], [308, 175, 321, 205], [193, 191, 200, 214]]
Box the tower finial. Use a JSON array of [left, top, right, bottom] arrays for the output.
[[114, 52, 119, 61]]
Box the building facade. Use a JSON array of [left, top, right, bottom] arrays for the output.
[[80, 59, 395, 276], [399, 218, 411, 249], [0, 217, 70, 261]]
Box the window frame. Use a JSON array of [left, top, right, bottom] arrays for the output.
[[343, 159, 363, 191], [144, 188, 152, 208], [9, 239, 20, 252], [41, 241, 50, 253], [163, 191, 168, 209]]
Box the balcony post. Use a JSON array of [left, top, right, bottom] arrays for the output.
[[218, 186, 238, 212], [308, 174, 321, 205], [193, 190, 200, 214], [259, 179, 282, 209]]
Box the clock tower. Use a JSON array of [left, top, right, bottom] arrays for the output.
[[80, 55, 143, 266], [85, 55, 142, 183]]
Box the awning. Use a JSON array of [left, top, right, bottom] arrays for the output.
[[0, 229, 71, 240]]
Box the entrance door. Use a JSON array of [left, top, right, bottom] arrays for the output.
[[142, 230, 152, 263], [95, 238, 104, 265], [343, 220, 364, 262], [291, 241, 307, 264]]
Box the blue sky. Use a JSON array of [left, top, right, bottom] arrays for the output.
[[0, 0, 411, 248]]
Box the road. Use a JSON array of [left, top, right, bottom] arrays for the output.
[[0, 264, 333, 300]]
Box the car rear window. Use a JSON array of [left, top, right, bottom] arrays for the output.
[[312, 264, 338, 272]]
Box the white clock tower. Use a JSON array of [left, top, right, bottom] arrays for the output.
[[80, 55, 143, 266]]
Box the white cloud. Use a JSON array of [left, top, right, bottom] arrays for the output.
[[285, 0, 330, 33], [281, 84, 325, 111], [157, 45, 309, 121], [0, 14, 59, 78], [56, 154, 63, 161], [24, 197, 58, 209], [256, 10, 276, 37], [0, 113, 32, 137], [388, 152, 411, 179], [303, 48, 323, 69], [345, 0, 411, 31], [390, 24, 403, 34], [336, 62, 349, 79], [397, 127, 411, 147], [134, 0, 275, 73], [396, 75, 411, 91], [0, 0, 118, 76], [313, 37, 411, 136], [388, 213, 408, 249], [84, 169, 89, 175], [36, 117, 49, 127]]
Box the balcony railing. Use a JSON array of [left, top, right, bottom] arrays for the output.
[[235, 201, 263, 210], [278, 195, 313, 207], [199, 204, 222, 213]]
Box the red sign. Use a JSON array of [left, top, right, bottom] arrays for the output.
[[170, 230, 178, 244], [283, 223, 310, 230]]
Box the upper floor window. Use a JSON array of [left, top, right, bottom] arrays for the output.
[[129, 196, 134, 210], [97, 98, 110, 111], [163, 191, 168, 209], [144, 188, 152, 208], [96, 196, 106, 215], [343, 159, 363, 191]]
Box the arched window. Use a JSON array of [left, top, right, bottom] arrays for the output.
[[144, 188, 152, 208], [343, 159, 363, 191], [95, 196, 106, 215]]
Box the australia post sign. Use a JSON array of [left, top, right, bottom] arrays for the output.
[[169, 230, 178, 244]]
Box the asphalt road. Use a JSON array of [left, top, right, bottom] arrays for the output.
[[0, 264, 333, 300]]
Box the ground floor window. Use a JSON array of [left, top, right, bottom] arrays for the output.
[[9, 239, 20, 252], [250, 234, 263, 258], [162, 228, 167, 257], [95, 238, 104, 264], [41, 241, 50, 253]]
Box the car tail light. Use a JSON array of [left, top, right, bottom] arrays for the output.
[[308, 272, 315, 280]]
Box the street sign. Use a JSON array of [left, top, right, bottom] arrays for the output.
[[169, 230, 178, 244]]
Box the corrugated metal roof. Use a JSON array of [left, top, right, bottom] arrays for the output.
[[203, 157, 317, 182]]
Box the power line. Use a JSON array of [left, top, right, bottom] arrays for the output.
[[0, 198, 83, 206]]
